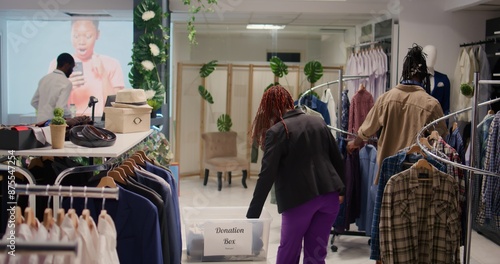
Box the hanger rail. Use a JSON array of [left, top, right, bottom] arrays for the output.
[[416, 97, 500, 178], [16, 184, 119, 199], [0, 241, 78, 256]]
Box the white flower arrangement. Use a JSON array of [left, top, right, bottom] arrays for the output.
[[149, 43, 160, 56], [142, 10, 155, 21], [141, 60, 155, 71]]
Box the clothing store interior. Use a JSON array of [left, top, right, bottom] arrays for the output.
[[1, 0, 500, 263]]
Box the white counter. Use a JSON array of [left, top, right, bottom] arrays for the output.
[[0, 130, 152, 158]]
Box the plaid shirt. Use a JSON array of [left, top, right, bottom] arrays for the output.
[[379, 166, 461, 264], [338, 90, 351, 156], [370, 149, 446, 260], [431, 137, 466, 205], [446, 128, 465, 165], [481, 113, 500, 228]]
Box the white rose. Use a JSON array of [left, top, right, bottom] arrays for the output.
[[142, 11, 155, 21], [437, 82, 444, 87], [141, 60, 155, 71], [149, 43, 160, 56]]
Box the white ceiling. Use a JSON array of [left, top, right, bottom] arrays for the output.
[[0, 0, 499, 36]]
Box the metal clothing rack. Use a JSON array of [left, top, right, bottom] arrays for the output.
[[0, 241, 79, 256], [297, 72, 370, 137], [15, 184, 120, 200], [416, 73, 500, 264], [459, 38, 497, 47]]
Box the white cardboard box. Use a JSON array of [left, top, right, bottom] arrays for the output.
[[103, 107, 151, 133], [183, 207, 272, 262]]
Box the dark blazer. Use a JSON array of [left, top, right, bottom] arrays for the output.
[[247, 109, 345, 218], [431, 71, 451, 115]]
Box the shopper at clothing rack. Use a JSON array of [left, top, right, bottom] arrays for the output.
[[246, 85, 345, 264], [347, 43, 448, 185]]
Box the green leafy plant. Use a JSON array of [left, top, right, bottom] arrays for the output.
[[304, 60, 324, 85], [198, 60, 217, 104], [147, 99, 162, 111], [198, 85, 214, 104], [182, 0, 219, 45], [130, 0, 169, 111], [199, 60, 217, 77], [460, 83, 474, 98], [270, 56, 289, 78], [217, 114, 232, 132], [51, 108, 66, 125]]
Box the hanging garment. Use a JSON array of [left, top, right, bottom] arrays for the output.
[[295, 95, 331, 125], [446, 127, 465, 165], [453, 47, 472, 121], [430, 71, 451, 115], [135, 169, 180, 264], [77, 216, 99, 264], [348, 88, 374, 136], [333, 150, 360, 233], [338, 90, 350, 157], [123, 176, 170, 264], [321, 89, 337, 129], [369, 149, 446, 261], [98, 213, 120, 264], [356, 144, 378, 235], [481, 113, 500, 229], [379, 165, 461, 264]]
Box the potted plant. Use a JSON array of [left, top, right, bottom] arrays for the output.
[[50, 108, 67, 149]]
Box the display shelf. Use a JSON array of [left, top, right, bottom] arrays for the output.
[[0, 130, 152, 158]]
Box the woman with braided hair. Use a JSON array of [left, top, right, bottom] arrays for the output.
[[246, 85, 345, 264]]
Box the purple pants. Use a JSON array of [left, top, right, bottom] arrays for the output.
[[277, 192, 340, 264]]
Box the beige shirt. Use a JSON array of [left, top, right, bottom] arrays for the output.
[[357, 84, 447, 184]]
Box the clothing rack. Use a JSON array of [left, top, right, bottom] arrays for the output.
[[459, 38, 497, 47], [298, 73, 370, 137], [0, 241, 79, 256], [416, 73, 500, 264], [349, 39, 391, 49], [15, 184, 120, 200]]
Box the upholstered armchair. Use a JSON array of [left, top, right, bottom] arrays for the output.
[[201, 131, 248, 191]]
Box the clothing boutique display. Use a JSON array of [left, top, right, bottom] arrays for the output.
[[345, 48, 388, 101]]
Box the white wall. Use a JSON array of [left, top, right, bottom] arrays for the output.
[[320, 33, 348, 66]]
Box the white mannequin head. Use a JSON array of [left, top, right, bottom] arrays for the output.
[[423, 45, 437, 72]]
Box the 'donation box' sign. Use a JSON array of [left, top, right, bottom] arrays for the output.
[[203, 222, 253, 256]]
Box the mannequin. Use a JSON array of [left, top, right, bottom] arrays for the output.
[[423, 45, 451, 115]]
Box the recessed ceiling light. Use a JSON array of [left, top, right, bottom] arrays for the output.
[[246, 24, 286, 30]]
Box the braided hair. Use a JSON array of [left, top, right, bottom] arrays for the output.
[[400, 43, 429, 83], [250, 85, 294, 150]]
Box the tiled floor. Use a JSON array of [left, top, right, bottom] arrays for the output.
[[179, 175, 500, 263]]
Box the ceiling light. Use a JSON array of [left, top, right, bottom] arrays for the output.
[[246, 24, 286, 30]]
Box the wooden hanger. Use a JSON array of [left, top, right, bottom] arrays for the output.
[[23, 207, 36, 228], [119, 164, 135, 178], [130, 154, 146, 167], [67, 208, 79, 229], [419, 137, 433, 150], [358, 83, 366, 91], [43, 208, 54, 230], [107, 170, 126, 185], [452, 122, 458, 132], [56, 208, 65, 227], [407, 144, 426, 157], [114, 167, 128, 180], [136, 150, 153, 163], [427, 130, 440, 142], [97, 176, 117, 188], [412, 159, 432, 181], [81, 209, 94, 231], [15, 206, 24, 225], [488, 109, 495, 115]]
